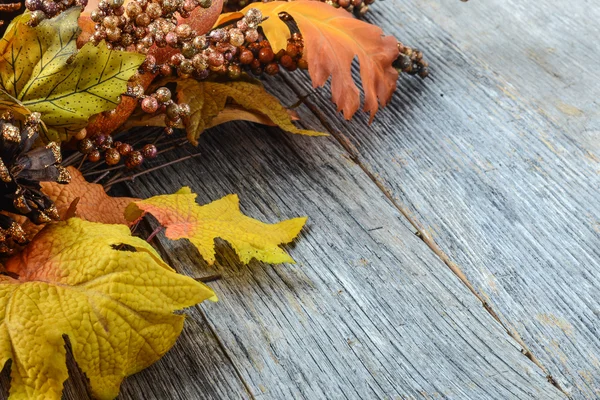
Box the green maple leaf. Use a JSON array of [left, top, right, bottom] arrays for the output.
[[0, 8, 145, 142]]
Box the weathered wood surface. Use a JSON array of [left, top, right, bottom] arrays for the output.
[[124, 119, 562, 399], [281, 0, 600, 398], [2, 0, 596, 399]]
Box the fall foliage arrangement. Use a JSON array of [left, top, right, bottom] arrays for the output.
[[0, 0, 428, 397]]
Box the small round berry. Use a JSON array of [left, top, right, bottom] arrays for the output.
[[265, 63, 279, 76], [175, 24, 192, 39], [78, 138, 95, 154], [159, 64, 172, 76], [146, 2, 161, 18], [166, 103, 181, 120], [135, 13, 151, 27], [141, 96, 159, 113], [42, 0, 59, 17], [228, 64, 242, 79], [105, 148, 121, 165], [141, 55, 156, 72], [94, 134, 107, 147], [154, 87, 171, 102], [125, 151, 144, 168], [179, 103, 191, 117], [88, 150, 102, 163], [239, 49, 254, 65], [117, 142, 133, 156], [141, 144, 158, 159], [25, 0, 43, 10], [125, 1, 142, 16], [258, 48, 274, 64], [192, 54, 208, 71], [208, 51, 224, 67]]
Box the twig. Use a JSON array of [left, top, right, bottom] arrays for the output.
[[83, 164, 125, 177], [77, 155, 87, 170], [92, 170, 111, 184], [146, 226, 164, 242], [104, 152, 201, 190]]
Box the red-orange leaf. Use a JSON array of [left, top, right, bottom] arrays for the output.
[[217, 1, 399, 121]]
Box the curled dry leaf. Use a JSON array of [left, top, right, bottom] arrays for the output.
[[125, 187, 307, 265], [217, 1, 399, 121], [0, 8, 145, 142], [0, 218, 216, 400], [125, 79, 325, 144]]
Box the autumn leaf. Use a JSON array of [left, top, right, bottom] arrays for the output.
[[0, 8, 145, 142], [217, 1, 399, 121], [40, 166, 137, 224], [125, 79, 325, 145], [0, 218, 216, 399], [125, 187, 306, 265]]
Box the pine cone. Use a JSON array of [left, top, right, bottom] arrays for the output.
[[0, 111, 70, 254]]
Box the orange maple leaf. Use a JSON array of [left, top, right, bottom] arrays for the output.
[[217, 1, 399, 121], [125, 187, 306, 265], [41, 166, 137, 225]]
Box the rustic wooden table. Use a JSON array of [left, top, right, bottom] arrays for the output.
[[4, 0, 598, 398]]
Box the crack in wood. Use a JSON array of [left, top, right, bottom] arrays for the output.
[[280, 73, 570, 398]]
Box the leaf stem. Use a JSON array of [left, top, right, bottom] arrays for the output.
[[146, 226, 164, 242]]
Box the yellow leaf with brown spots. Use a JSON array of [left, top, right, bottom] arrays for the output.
[[125, 187, 306, 265], [0, 8, 144, 142], [0, 218, 216, 399]]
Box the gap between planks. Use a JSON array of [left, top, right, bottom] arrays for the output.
[[278, 73, 569, 397]]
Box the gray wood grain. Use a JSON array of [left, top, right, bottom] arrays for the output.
[[279, 0, 600, 397], [123, 99, 563, 399]]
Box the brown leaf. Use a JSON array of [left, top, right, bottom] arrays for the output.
[[40, 166, 137, 224], [124, 78, 325, 144]]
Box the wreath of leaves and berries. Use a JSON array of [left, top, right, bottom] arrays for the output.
[[0, 0, 430, 398]]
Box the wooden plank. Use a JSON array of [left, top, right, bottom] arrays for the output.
[[280, 0, 600, 397], [123, 108, 563, 398]]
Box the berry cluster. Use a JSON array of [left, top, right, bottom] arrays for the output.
[[394, 42, 429, 79], [223, 0, 375, 17], [25, 0, 87, 25], [76, 128, 158, 169], [89, 0, 213, 52]]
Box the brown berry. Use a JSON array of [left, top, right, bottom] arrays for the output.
[[141, 144, 158, 159], [154, 87, 171, 102], [117, 142, 133, 155], [78, 138, 95, 154], [141, 96, 159, 113], [125, 151, 144, 168], [88, 150, 102, 162], [105, 148, 121, 165], [239, 49, 254, 65], [258, 48, 274, 64]]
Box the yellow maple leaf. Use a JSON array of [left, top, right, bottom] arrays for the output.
[[216, 1, 399, 121], [125, 187, 306, 265], [0, 218, 215, 400], [124, 78, 325, 145], [0, 8, 145, 142]]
